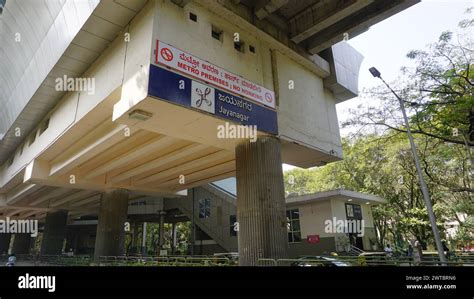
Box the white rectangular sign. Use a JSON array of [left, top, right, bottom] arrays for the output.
[[154, 40, 276, 109]]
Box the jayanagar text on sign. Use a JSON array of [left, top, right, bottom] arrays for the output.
[[154, 40, 276, 109]]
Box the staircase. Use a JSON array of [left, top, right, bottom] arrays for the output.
[[165, 183, 237, 253], [346, 245, 365, 256]]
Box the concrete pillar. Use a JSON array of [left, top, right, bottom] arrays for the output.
[[236, 137, 288, 266], [40, 210, 68, 255], [94, 189, 129, 262], [0, 233, 11, 255], [12, 234, 32, 254]]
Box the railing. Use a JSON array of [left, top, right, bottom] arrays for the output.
[[97, 255, 236, 267], [0, 254, 91, 266], [348, 245, 365, 255], [2, 252, 473, 267], [257, 255, 474, 267]]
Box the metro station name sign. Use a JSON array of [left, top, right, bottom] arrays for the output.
[[154, 40, 276, 109], [148, 64, 278, 135]]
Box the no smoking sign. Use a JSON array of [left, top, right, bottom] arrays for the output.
[[160, 47, 173, 61]]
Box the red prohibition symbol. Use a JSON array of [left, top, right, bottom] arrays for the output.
[[265, 92, 273, 103], [160, 47, 174, 61]]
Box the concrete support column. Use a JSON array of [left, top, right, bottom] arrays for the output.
[[40, 210, 68, 255], [94, 189, 129, 262], [12, 234, 32, 254], [236, 137, 288, 266], [0, 233, 11, 255]]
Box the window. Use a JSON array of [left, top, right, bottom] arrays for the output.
[[346, 204, 354, 218], [345, 203, 362, 220], [234, 41, 244, 52], [211, 26, 222, 41], [249, 45, 255, 53], [229, 215, 237, 236], [198, 198, 211, 218], [287, 209, 301, 243], [189, 12, 197, 22]]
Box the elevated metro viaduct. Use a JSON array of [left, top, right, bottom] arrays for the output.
[[0, 0, 418, 265]]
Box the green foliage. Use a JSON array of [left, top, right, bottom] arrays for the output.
[[285, 132, 472, 249], [345, 17, 474, 146]]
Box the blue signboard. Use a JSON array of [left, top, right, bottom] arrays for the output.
[[148, 64, 278, 135]]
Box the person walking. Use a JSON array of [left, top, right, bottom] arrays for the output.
[[384, 244, 393, 257], [6, 253, 16, 267], [413, 241, 423, 266]]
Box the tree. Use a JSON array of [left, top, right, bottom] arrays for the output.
[[284, 11, 474, 250], [284, 133, 472, 249], [344, 14, 473, 148]]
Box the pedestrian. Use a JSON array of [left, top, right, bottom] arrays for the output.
[[6, 253, 16, 267], [384, 244, 393, 257], [442, 241, 452, 260], [413, 240, 423, 265]]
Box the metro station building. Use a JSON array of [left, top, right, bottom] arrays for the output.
[[0, 0, 417, 266]]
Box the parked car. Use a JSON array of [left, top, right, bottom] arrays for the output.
[[291, 256, 349, 267]]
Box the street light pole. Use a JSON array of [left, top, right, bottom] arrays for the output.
[[369, 67, 447, 264]]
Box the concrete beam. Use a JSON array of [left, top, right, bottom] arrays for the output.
[[6, 183, 41, 204], [5, 209, 22, 217], [254, 0, 288, 20], [171, 0, 191, 8], [305, 0, 420, 54], [24, 159, 179, 196], [134, 150, 232, 186], [68, 194, 101, 208], [83, 135, 173, 180], [49, 123, 133, 177], [27, 187, 73, 206], [109, 143, 209, 184], [290, 0, 374, 44], [49, 190, 97, 208]]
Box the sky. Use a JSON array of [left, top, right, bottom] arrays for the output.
[[283, 0, 473, 172]]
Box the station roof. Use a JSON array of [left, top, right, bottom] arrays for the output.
[[286, 189, 386, 206], [211, 178, 385, 206]]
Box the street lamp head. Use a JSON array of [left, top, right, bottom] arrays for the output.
[[369, 67, 381, 78]]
